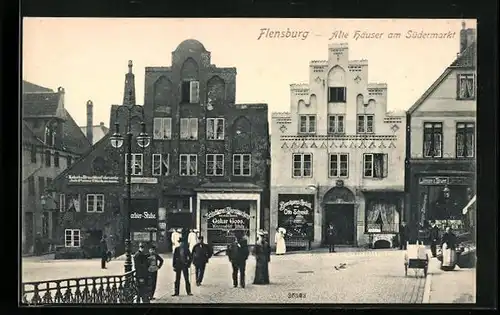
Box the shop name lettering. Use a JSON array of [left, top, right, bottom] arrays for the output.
[[206, 207, 251, 220], [130, 212, 157, 219], [211, 218, 246, 225], [279, 200, 312, 215]]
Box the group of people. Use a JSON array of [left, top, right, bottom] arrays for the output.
[[399, 220, 460, 270]]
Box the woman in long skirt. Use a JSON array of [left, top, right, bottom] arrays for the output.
[[253, 234, 270, 285], [275, 228, 286, 255], [440, 227, 458, 271]]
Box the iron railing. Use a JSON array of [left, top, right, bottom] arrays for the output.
[[21, 270, 138, 305]]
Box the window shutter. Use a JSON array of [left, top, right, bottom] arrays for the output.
[[153, 118, 164, 139], [190, 81, 200, 103], [382, 154, 388, 178], [180, 118, 189, 139], [163, 118, 172, 139], [190, 118, 198, 139]]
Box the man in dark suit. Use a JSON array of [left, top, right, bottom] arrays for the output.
[[172, 237, 193, 296], [192, 236, 212, 286], [429, 221, 440, 257], [399, 222, 409, 250], [326, 223, 336, 253], [227, 231, 249, 288], [147, 245, 164, 300], [100, 236, 108, 269], [133, 243, 150, 303]]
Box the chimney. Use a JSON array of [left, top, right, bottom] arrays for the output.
[[459, 21, 476, 53], [86, 100, 93, 144]]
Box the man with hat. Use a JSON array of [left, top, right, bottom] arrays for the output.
[[172, 236, 193, 296], [191, 235, 212, 286], [227, 230, 249, 288], [133, 243, 150, 303], [147, 245, 164, 300]]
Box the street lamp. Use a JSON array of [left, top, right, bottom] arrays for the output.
[[110, 105, 150, 273], [306, 184, 320, 214]]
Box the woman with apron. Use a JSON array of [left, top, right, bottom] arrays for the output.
[[440, 227, 458, 271]]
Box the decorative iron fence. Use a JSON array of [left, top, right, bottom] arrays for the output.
[[21, 270, 138, 305]]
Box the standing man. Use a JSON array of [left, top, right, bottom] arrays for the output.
[[227, 231, 249, 288], [147, 245, 164, 300], [429, 221, 440, 257], [100, 236, 108, 269], [326, 222, 336, 253], [192, 236, 212, 286], [133, 243, 150, 303], [399, 221, 409, 250], [172, 237, 193, 296]]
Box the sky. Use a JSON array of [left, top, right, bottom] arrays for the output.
[[23, 18, 476, 129]]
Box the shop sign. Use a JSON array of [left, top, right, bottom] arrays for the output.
[[130, 199, 158, 230], [68, 175, 119, 184], [126, 177, 158, 184], [130, 211, 157, 219], [419, 176, 471, 186], [279, 199, 312, 215], [206, 207, 250, 230], [278, 194, 315, 239]]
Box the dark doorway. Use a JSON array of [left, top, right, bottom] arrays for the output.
[[324, 204, 355, 245], [24, 212, 34, 253]]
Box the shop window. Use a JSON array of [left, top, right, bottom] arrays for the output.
[[292, 153, 313, 178], [423, 122, 443, 158], [65, 229, 81, 247], [299, 115, 316, 134], [363, 153, 388, 178], [365, 203, 398, 233]]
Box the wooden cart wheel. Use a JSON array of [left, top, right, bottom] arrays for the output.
[[404, 264, 408, 276]]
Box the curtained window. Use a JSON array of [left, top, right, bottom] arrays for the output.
[[456, 122, 475, 158], [366, 203, 397, 233], [423, 122, 443, 158], [457, 73, 475, 100]]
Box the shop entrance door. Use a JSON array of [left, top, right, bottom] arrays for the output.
[[324, 204, 355, 245]]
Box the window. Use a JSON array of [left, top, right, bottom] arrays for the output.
[[423, 122, 443, 158], [46, 178, 52, 190], [206, 154, 224, 176], [456, 123, 475, 158], [44, 125, 56, 146], [59, 194, 66, 212], [153, 117, 172, 140], [28, 176, 35, 196], [181, 80, 200, 103], [299, 115, 316, 134], [457, 73, 475, 100], [233, 154, 251, 176], [179, 154, 197, 176], [38, 177, 45, 195], [45, 150, 51, 167], [54, 152, 60, 167], [329, 154, 349, 177], [67, 155, 73, 166], [125, 154, 144, 175], [207, 118, 225, 140], [152, 154, 170, 176], [357, 115, 374, 133], [180, 118, 198, 140], [328, 115, 345, 134], [65, 229, 81, 247], [30, 145, 37, 163], [328, 87, 346, 102], [292, 153, 313, 178], [363, 153, 388, 178], [86, 194, 105, 213], [366, 203, 398, 233]]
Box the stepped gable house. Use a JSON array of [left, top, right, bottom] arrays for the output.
[[51, 39, 270, 256], [270, 43, 406, 250], [405, 23, 476, 238], [22, 81, 91, 254]]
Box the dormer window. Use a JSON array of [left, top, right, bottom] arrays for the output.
[[457, 73, 475, 100], [44, 124, 56, 146]]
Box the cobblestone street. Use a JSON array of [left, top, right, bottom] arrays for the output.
[[22, 249, 427, 303]]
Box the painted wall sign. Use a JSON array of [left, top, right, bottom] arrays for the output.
[[278, 194, 314, 239], [130, 199, 158, 230], [206, 207, 250, 230], [130, 211, 157, 219], [68, 175, 119, 184], [126, 177, 159, 184]]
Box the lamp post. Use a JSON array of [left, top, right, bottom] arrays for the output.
[[443, 185, 451, 229], [109, 105, 150, 273]]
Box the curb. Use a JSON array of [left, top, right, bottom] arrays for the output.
[[422, 272, 432, 303]]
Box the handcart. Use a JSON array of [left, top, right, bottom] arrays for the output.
[[404, 241, 429, 277]]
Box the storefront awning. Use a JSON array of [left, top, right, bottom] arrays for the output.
[[462, 195, 476, 215]]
